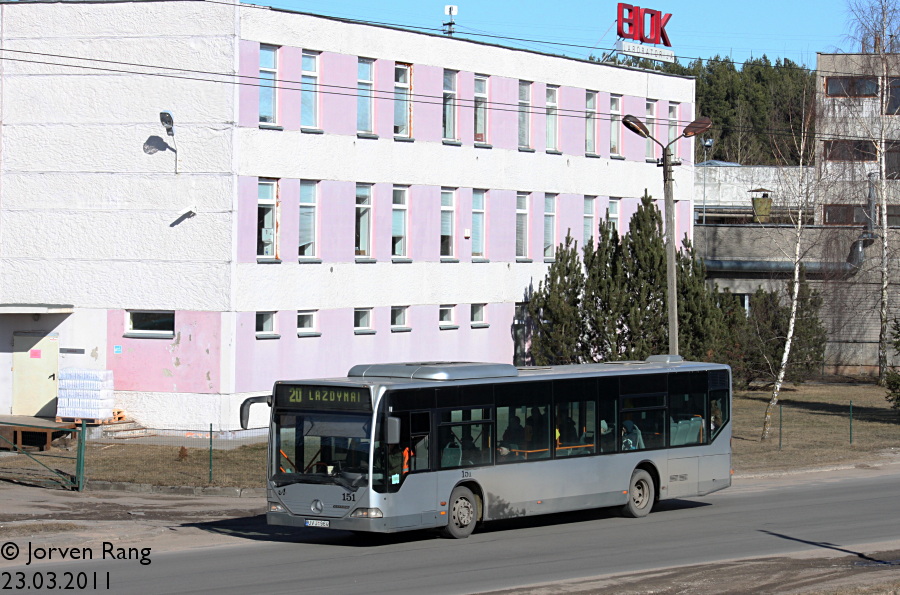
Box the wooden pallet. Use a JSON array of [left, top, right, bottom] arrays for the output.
[[55, 409, 126, 426]]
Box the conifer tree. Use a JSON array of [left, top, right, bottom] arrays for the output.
[[582, 218, 625, 361], [619, 194, 667, 359], [676, 239, 728, 362], [527, 234, 584, 366]]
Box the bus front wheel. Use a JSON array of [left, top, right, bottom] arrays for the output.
[[442, 486, 478, 538], [621, 469, 654, 518]]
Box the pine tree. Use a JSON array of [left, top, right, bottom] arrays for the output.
[[676, 238, 728, 362], [619, 194, 668, 359], [784, 269, 827, 382], [527, 234, 584, 366]]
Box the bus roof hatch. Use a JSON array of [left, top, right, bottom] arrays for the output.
[[347, 362, 519, 381]]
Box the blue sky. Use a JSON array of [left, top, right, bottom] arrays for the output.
[[246, 0, 855, 69]]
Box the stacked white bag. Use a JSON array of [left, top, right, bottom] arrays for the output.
[[57, 368, 115, 420]]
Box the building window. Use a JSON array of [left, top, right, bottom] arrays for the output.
[[257, 179, 277, 258], [357, 58, 374, 133], [474, 75, 488, 143], [824, 204, 869, 225], [824, 140, 877, 161], [668, 103, 679, 157], [471, 303, 485, 324], [584, 196, 596, 247], [610, 95, 622, 156], [516, 192, 529, 258], [472, 189, 486, 258], [297, 310, 317, 334], [608, 198, 620, 233], [439, 304, 456, 327], [394, 63, 411, 137], [645, 99, 657, 159], [301, 51, 319, 128], [443, 69, 457, 140], [392, 186, 408, 257], [299, 180, 316, 258], [825, 76, 878, 97], [518, 81, 531, 149], [546, 86, 558, 151], [259, 45, 278, 124], [127, 311, 174, 337], [354, 308, 373, 331], [887, 205, 900, 226], [544, 194, 556, 259], [441, 188, 455, 257], [888, 78, 900, 114], [391, 306, 408, 328], [355, 184, 372, 257], [256, 311, 277, 337], [585, 91, 597, 154]]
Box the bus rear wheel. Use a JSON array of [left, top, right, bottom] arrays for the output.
[[621, 469, 654, 518], [442, 486, 478, 539]]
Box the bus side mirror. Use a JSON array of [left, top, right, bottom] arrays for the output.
[[240, 395, 271, 429], [387, 417, 401, 445]]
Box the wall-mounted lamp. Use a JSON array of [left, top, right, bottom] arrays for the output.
[[160, 111, 175, 136]]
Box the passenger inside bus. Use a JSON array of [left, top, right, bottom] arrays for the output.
[[621, 419, 645, 450], [501, 416, 525, 450]]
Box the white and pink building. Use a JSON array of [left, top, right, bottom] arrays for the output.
[[0, 0, 697, 429]]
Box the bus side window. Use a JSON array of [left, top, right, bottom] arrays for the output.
[[668, 372, 707, 446]]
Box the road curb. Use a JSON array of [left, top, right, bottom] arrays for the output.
[[85, 480, 265, 498]]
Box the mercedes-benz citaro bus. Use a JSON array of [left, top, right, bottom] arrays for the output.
[[240, 355, 731, 538]]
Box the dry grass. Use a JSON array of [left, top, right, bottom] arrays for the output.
[[732, 380, 900, 474]]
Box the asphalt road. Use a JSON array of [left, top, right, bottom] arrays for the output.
[[2, 467, 900, 594]]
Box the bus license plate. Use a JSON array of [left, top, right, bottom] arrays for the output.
[[305, 519, 330, 528]]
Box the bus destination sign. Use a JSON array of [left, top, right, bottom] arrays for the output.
[[275, 384, 372, 411]]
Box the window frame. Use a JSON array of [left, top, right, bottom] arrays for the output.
[[610, 95, 622, 156], [543, 193, 557, 259], [439, 304, 457, 329], [474, 74, 489, 143], [297, 309, 319, 336], [126, 310, 175, 338], [645, 99, 657, 160], [545, 85, 559, 151], [585, 90, 598, 154], [391, 186, 409, 258], [583, 196, 596, 247], [471, 189, 487, 258], [355, 184, 373, 257], [394, 63, 412, 137], [516, 192, 530, 259], [301, 50, 319, 129], [354, 308, 374, 333], [440, 188, 456, 258], [668, 102, 679, 158], [390, 305, 410, 331], [518, 81, 532, 149], [442, 69, 458, 141], [357, 57, 375, 134], [256, 311, 279, 339], [259, 45, 278, 125], [298, 180, 317, 259], [257, 179, 278, 259], [825, 76, 878, 98], [608, 198, 620, 234]]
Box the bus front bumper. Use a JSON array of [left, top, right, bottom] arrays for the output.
[[267, 511, 399, 533]]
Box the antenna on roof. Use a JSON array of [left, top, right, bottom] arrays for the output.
[[443, 5, 457, 36]]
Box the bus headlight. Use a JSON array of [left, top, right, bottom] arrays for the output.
[[268, 502, 286, 513], [350, 508, 383, 519]]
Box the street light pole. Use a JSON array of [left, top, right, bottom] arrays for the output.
[[622, 114, 712, 357]]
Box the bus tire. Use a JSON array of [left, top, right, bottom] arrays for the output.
[[442, 486, 478, 539], [621, 469, 654, 518]]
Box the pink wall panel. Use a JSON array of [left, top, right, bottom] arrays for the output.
[[558, 86, 582, 156], [234, 304, 519, 392], [622, 96, 647, 162], [279, 179, 299, 261], [528, 191, 543, 261], [375, 59, 395, 138], [489, 189, 515, 261], [108, 311, 221, 393], [238, 41, 259, 128], [413, 65, 442, 142], [237, 176, 258, 263], [279, 47, 302, 131], [372, 183, 391, 261], [531, 82, 545, 151], [597, 92, 612, 159], [409, 185, 439, 261], [321, 52, 356, 136], [319, 180, 355, 262], [457, 71, 475, 145], [558, 193, 581, 248], [490, 76, 517, 150]]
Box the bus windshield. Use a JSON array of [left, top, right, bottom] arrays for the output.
[[273, 412, 372, 490]]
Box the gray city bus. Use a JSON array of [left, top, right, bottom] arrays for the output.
[[240, 355, 731, 538]]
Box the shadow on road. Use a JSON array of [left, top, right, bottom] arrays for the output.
[[759, 529, 900, 566], [182, 498, 711, 547]]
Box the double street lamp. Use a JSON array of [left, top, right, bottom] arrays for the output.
[[622, 114, 712, 356]]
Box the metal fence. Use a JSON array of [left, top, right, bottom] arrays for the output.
[[0, 420, 86, 490], [82, 425, 268, 488]]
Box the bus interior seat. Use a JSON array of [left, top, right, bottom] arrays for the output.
[[441, 440, 462, 468]]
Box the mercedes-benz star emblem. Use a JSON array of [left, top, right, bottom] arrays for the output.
[[311, 499, 324, 514]]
